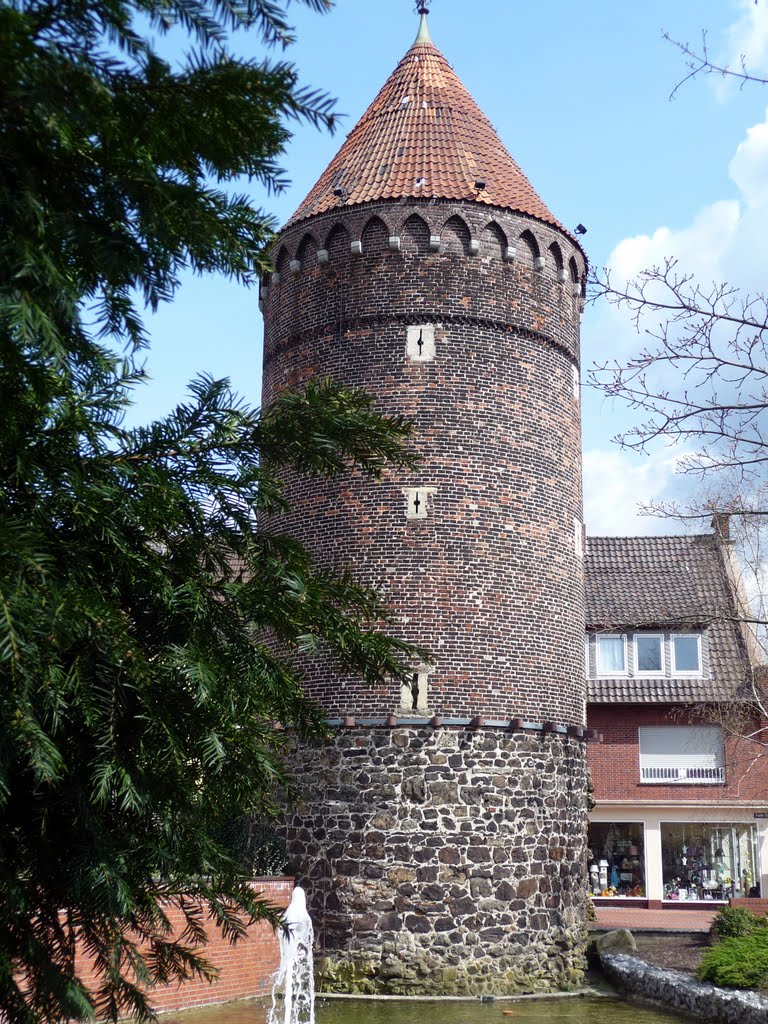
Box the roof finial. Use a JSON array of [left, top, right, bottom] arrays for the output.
[[413, 4, 432, 45]]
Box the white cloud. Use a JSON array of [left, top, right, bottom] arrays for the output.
[[584, 106, 768, 531], [582, 5, 768, 538], [583, 447, 688, 537], [589, 104, 768, 369], [729, 115, 768, 207], [608, 199, 742, 290], [723, 0, 768, 80]]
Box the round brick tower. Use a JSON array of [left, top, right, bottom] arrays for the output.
[[261, 10, 589, 995]]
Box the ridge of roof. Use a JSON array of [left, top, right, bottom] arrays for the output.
[[586, 534, 716, 542], [285, 24, 567, 233]]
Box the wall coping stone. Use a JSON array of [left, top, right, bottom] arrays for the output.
[[599, 952, 768, 1024], [307, 717, 593, 739]]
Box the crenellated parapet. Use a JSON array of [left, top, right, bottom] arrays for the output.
[[263, 201, 585, 304], [262, 201, 585, 403]]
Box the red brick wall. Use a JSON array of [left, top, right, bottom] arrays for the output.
[[730, 897, 768, 914], [261, 199, 586, 725], [73, 879, 292, 1015], [587, 705, 768, 803]]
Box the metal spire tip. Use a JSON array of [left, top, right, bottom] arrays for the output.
[[413, 4, 432, 45]]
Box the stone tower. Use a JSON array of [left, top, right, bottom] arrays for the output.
[[261, 10, 590, 995]]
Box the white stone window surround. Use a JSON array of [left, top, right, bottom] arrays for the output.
[[406, 324, 436, 362], [402, 486, 437, 519], [399, 665, 431, 715], [671, 633, 703, 677], [574, 517, 584, 559]]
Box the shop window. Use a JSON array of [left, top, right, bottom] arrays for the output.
[[639, 725, 724, 784], [661, 822, 760, 901], [587, 822, 646, 898]]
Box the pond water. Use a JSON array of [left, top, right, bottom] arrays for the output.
[[163, 994, 690, 1024]]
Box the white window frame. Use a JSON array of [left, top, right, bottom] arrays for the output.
[[596, 633, 628, 677], [671, 633, 703, 677], [638, 726, 725, 785], [633, 633, 665, 677]]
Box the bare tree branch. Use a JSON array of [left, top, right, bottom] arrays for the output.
[[664, 29, 768, 100], [589, 259, 768, 477]]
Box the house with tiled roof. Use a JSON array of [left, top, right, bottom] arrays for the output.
[[584, 525, 768, 909]]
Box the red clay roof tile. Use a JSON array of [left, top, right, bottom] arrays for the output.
[[286, 35, 563, 230]]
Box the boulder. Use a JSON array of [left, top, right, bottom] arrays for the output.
[[593, 928, 637, 955]]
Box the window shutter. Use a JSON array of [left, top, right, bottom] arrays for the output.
[[639, 726, 724, 783]]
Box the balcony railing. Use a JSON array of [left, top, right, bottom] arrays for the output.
[[641, 765, 725, 784]]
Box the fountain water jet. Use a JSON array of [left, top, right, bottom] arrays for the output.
[[269, 886, 315, 1024]]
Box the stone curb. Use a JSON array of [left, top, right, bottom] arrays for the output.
[[599, 952, 768, 1024], [317, 990, 602, 1003]]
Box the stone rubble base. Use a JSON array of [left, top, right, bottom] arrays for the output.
[[599, 952, 768, 1024]]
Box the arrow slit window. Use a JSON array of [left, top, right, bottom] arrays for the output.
[[406, 324, 436, 361]]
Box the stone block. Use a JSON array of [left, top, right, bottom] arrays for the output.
[[404, 914, 433, 934], [592, 929, 637, 955], [438, 847, 461, 865], [429, 781, 459, 804]]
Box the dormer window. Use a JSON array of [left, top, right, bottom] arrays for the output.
[[672, 634, 702, 676], [596, 634, 627, 676], [587, 631, 705, 678], [634, 634, 663, 676]]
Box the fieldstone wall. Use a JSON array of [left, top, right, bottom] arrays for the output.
[[599, 953, 768, 1024], [283, 724, 589, 996]]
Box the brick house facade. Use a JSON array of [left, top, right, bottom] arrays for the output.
[[584, 531, 768, 908]]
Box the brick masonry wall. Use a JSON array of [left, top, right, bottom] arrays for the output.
[[587, 705, 768, 803], [283, 725, 589, 996], [730, 897, 768, 914], [261, 199, 586, 724], [72, 879, 292, 1015]]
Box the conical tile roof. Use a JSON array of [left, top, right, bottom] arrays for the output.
[[287, 17, 563, 231]]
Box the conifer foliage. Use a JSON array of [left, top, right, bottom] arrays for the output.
[[0, 2, 420, 1020]]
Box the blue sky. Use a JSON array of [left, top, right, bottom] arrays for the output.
[[128, 0, 768, 535]]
